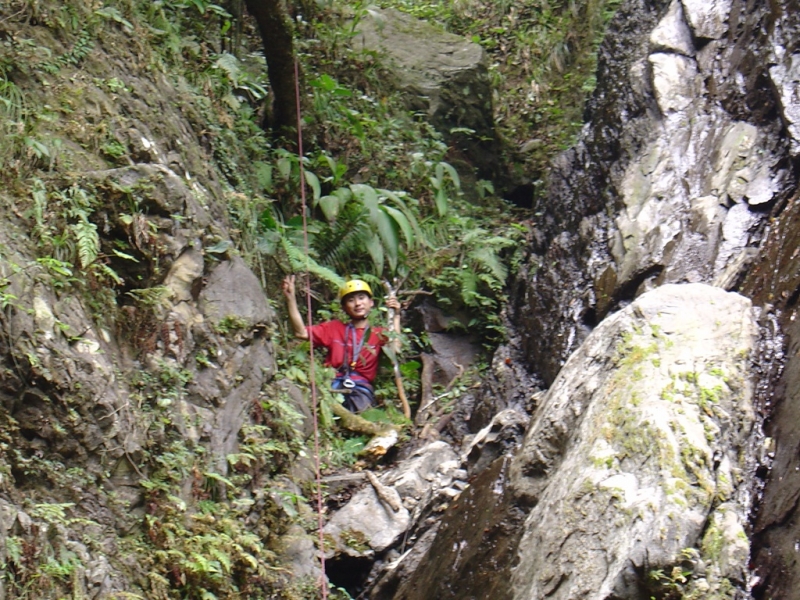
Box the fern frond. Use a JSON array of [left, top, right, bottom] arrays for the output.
[[280, 237, 345, 289], [469, 246, 508, 283], [72, 218, 99, 268], [93, 263, 124, 285], [459, 269, 479, 304], [313, 203, 372, 272]]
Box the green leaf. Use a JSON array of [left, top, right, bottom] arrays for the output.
[[365, 233, 384, 275], [379, 189, 423, 240], [204, 471, 235, 488], [209, 547, 232, 573], [259, 208, 279, 231], [94, 6, 134, 32], [255, 162, 273, 192], [310, 74, 337, 92], [111, 249, 138, 262], [95, 264, 123, 285], [257, 230, 281, 254], [214, 53, 240, 83], [280, 237, 345, 289], [321, 154, 346, 185], [318, 194, 342, 222], [305, 170, 321, 202], [73, 218, 99, 268], [400, 360, 421, 378], [434, 186, 448, 217], [277, 156, 293, 181], [470, 246, 508, 283], [205, 240, 233, 254], [374, 209, 399, 271], [382, 205, 414, 248], [350, 183, 379, 210]]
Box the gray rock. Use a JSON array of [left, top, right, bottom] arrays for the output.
[[770, 53, 800, 156], [352, 6, 495, 171], [384, 440, 459, 500], [681, 0, 732, 40], [324, 482, 410, 557], [514, 0, 793, 386], [323, 441, 458, 559], [509, 284, 756, 599], [198, 256, 275, 327], [84, 163, 213, 229], [649, 52, 699, 113], [278, 524, 323, 581], [650, 1, 694, 56]]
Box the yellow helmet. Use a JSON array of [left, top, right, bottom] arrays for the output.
[[338, 279, 373, 301]]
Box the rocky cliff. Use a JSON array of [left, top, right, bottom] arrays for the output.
[[3, 0, 800, 599], [373, 0, 800, 598]]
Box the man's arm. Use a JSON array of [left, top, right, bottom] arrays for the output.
[[282, 275, 309, 339]]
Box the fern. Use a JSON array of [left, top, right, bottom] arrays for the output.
[[72, 218, 99, 268], [313, 202, 372, 273], [469, 245, 509, 283], [92, 263, 123, 285], [280, 237, 345, 289]]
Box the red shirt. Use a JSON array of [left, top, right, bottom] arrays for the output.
[[308, 320, 386, 383]]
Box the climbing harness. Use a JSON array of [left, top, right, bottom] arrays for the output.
[[331, 324, 376, 413], [294, 59, 328, 600]]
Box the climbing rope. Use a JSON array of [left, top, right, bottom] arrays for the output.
[[294, 59, 328, 600]]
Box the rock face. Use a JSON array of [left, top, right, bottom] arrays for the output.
[[375, 0, 800, 598], [0, 12, 284, 590], [512, 0, 796, 386]]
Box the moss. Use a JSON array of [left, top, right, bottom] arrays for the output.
[[340, 528, 370, 553], [213, 314, 250, 335]]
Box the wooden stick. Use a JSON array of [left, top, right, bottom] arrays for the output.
[[365, 470, 401, 512], [383, 280, 411, 420], [415, 353, 434, 427]]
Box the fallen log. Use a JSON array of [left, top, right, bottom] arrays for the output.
[[329, 400, 399, 437]]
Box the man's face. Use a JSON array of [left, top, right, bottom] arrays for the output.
[[342, 292, 374, 320]]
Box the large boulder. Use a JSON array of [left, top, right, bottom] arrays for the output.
[[352, 6, 496, 174], [509, 283, 756, 599]]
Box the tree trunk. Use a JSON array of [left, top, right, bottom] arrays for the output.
[[242, 0, 298, 137]]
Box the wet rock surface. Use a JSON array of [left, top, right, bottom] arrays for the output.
[[741, 189, 800, 597], [385, 284, 758, 599], [511, 0, 797, 386], [373, 456, 522, 600], [377, 0, 800, 597]]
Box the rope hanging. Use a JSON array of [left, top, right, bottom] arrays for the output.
[[294, 58, 328, 600]]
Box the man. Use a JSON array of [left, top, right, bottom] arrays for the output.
[[282, 275, 401, 413]]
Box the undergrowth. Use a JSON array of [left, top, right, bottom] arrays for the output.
[[375, 0, 623, 194]]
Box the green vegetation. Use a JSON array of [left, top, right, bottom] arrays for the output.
[[0, 0, 624, 596], [376, 0, 622, 191]]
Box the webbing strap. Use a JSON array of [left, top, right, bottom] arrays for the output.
[[342, 323, 370, 374]]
